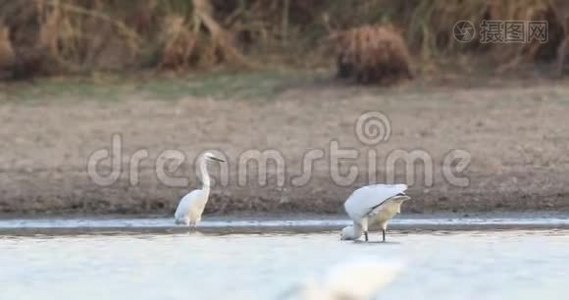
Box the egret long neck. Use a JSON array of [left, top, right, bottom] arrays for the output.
[[352, 222, 364, 238], [199, 157, 210, 190]]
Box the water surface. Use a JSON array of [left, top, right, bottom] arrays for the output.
[[1, 230, 568, 300], [2, 214, 569, 234]]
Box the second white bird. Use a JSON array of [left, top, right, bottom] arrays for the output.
[[341, 184, 410, 242]]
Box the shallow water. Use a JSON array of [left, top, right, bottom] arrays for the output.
[[1, 230, 568, 300], [2, 214, 569, 233]]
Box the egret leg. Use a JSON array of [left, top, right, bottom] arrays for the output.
[[362, 218, 369, 242], [382, 229, 386, 242]]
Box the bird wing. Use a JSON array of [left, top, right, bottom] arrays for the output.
[[174, 189, 205, 219], [344, 184, 408, 222]]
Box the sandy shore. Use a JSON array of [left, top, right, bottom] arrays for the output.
[[1, 75, 569, 215]]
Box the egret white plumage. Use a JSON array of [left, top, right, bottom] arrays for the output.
[[174, 152, 224, 227], [341, 184, 410, 242], [287, 258, 403, 300]]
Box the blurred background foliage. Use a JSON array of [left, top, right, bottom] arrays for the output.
[[0, 0, 567, 79]]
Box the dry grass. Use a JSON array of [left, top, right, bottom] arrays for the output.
[[0, 25, 14, 77], [403, 0, 567, 70], [160, 16, 197, 70], [0, 0, 248, 78], [334, 25, 413, 85], [1, 0, 569, 79]]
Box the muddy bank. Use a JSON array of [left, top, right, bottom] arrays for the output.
[[1, 79, 569, 215]]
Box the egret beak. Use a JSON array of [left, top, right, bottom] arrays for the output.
[[209, 157, 225, 162]]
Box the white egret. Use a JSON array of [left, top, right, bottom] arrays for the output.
[[285, 258, 403, 300], [341, 184, 410, 242], [174, 152, 224, 227]]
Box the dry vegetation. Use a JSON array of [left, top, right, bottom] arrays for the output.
[[334, 25, 413, 85], [0, 0, 568, 80]]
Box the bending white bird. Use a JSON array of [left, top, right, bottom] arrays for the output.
[[174, 152, 224, 227], [341, 184, 410, 242]]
